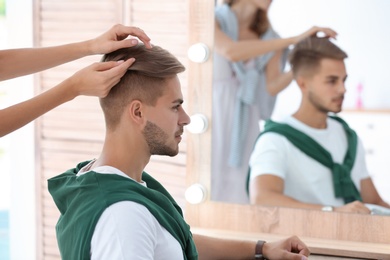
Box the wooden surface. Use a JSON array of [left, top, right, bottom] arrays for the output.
[[186, 202, 390, 244], [192, 228, 390, 259], [310, 257, 368, 260]]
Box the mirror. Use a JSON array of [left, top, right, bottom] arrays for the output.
[[209, 0, 390, 208], [186, 1, 390, 256]]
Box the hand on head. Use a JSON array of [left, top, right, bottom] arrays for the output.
[[0, 24, 151, 137], [294, 26, 338, 44], [88, 24, 152, 55], [67, 58, 136, 98], [76, 24, 153, 98]]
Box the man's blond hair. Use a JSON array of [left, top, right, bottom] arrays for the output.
[[289, 36, 348, 78], [100, 44, 185, 129]]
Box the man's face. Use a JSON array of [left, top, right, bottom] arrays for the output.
[[142, 76, 190, 156], [304, 58, 347, 114]]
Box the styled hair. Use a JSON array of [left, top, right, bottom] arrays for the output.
[[224, 0, 270, 37], [289, 36, 348, 78], [100, 44, 185, 129]]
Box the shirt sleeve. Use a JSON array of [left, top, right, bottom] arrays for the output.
[[91, 201, 157, 260], [249, 133, 289, 180], [351, 137, 371, 189]]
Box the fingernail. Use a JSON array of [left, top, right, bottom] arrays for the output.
[[128, 58, 135, 62], [117, 60, 124, 64], [302, 256, 308, 260], [131, 39, 138, 45]]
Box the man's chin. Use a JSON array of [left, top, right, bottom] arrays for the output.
[[164, 150, 179, 157], [329, 105, 343, 114], [152, 148, 179, 157]]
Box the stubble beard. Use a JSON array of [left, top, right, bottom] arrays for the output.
[[142, 121, 179, 157], [308, 91, 343, 114]]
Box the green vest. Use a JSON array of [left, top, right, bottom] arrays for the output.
[[48, 161, 198, 260], [247, 116, 362, 204]]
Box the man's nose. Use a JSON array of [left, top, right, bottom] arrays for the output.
[[180, 108, 191, 126]]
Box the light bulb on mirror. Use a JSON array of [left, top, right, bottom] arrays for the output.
[[185, 113, 208, 134], [187, 43, 209, 63], [185, 183, 207, 204]]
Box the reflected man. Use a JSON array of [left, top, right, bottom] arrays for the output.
[[248, 36, 390, 213]]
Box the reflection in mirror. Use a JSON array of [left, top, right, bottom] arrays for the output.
[[209, 0, 390, 214], [211, 0, 291, 205]]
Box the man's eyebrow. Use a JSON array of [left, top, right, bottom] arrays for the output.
[[172, 99, 184, 104], [326, 75, 348, 81]]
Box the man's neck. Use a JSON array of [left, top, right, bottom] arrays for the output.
[[292, 108, 329, 129], [92, 132, 150, 183]]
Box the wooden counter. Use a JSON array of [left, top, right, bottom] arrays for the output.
[[192, 228, 390, 259]]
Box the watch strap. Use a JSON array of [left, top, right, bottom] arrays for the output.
[[254, 240, 266, 259]]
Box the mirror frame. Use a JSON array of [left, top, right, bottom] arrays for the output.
[[185, 0, 390, 257]]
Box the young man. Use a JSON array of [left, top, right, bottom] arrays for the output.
[[248, 36, 390, 213], [0, 24, 151, 137], [48, 44, 310, 259]]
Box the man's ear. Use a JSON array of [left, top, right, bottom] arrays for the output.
[[127, 100, 145, 125], [295, 75, 307, 91]]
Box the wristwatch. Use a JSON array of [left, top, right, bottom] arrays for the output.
[[255, 240, 267, 260], [321, 205, 334, 212]]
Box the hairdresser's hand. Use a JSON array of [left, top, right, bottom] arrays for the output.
[[294, 26, 338, 44], [66, 58, 135, 98], [335, 201, 371, 214], [263, 236, 310, 260], [88, 24, 152, 55]]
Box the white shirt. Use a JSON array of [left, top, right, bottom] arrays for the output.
[[249, 116, 370, 206], [77, 164, 183, 260]]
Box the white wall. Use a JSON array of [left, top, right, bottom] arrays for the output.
[[269, 0, 390, 119], [5, 0, 36, 259]]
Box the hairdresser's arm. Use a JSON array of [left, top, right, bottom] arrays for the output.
[[0, 24, 151, 81], [214, 23, 337, 62], [194, 233, 310, 260], [265, 50, 293, 96], [0, 59, 134, 137]]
